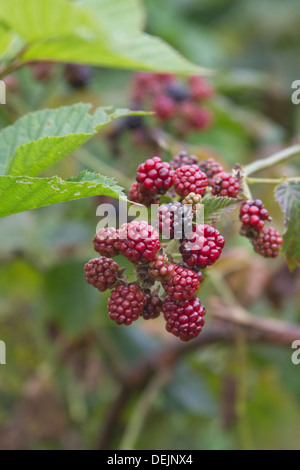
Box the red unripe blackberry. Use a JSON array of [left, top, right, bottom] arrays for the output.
[[148, 254, 176, 282], [154, 94, 176, 120], [173, 165, 208, 198], [252, 227, 283, 258], [84, 257, 119, 292], [188, 76, 214, 100], [157, 202, 193, 239], [240, 200, 270, 232], [93, 227, 120, 257], [136, 157, 174, 196], [162, 296, 206, 342], [198, 158, 224, 185], [162, 265, 200, 301], [129, 182, 158, 207], [119, 221, 161, 264], [211, 171, 240, 198], [180, 224, 225, 269], [108, 284, 146, 325], [180, 101, 213, 129], [142, 293, 162, 320], [170, 151, 199, 170]]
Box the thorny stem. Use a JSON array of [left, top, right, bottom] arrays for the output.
[[244, 145, 300, 176]]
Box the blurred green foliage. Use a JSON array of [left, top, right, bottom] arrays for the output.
[[0, 0, 299, 450]]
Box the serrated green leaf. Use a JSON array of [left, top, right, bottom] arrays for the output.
[[0, 171, 127, 218], [0, 104, 144, 177], [0, 0, 209, 75], [202, 196, 242, 223], [274, 182, 300, 270]]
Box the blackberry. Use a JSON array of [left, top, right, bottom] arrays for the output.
[[148, 254, 176, 282], [211, 171, 240, 198], [136, 157, 174, 196], [173, 165, 208, 198], [162, 296, 206, 342], [93, 227, 120, 258], [180, 101, 213, 129], [170, 151, 199, 170], [166, 83, 190, 103], [64, 64, 92, 88], [157, 202, 193, 239], [252, 227, 283, 258], [188, 76, 214, 100], [142, 292, 162, 320], [108, 284, 146, 325], [154, 95, 176, 120], [162, 265, 200, 301], [129, 182, 158, 207], [119, 221, 161, 264], [180, 224, 225, 269], [198, 158, 224, 185], [240, 200, 270, 233], [84, 257, 119, 292]]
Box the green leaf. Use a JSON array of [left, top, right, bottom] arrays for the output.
[[0, 104, 144, 177], [274, 182, 300, 271], [202, 196, 242, 223], [0, 171, 127, 218], [0, 0, 209, 75]]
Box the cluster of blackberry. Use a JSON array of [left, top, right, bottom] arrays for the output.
[[239, 200, 283, 258], [85, 152, 283, 342], [131, 73, 214, 134]]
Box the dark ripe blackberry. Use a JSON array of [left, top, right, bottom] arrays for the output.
[[142, 292, 162, 320], [170, 151, 199, 170], [136, 157, 174, 196], [198, 158, 224, 185], [174, 165, 208, 198], [64, 64, 92, 88], [84, 257, 119, 292], [162, 296, 206, 342], [119, 221, 161, 264], [124, 114, 144, 130], [93, 227, 120, 257], [129, 182, 159, 207], [154, 94, 176, 120], [148, 254, 176, 282], [157, 202, 193, 239], [211, 171, 240, 198], [252, 227, 283, 258], [166, 83, 190, 103], [108, 284, 146, 325], [180, 224, 225, 269], [240, 200, 271, 233], [162, 265, 200, 301]]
